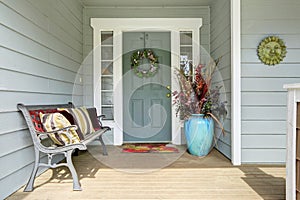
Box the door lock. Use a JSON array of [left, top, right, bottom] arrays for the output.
[[166, 85, 171, 98]]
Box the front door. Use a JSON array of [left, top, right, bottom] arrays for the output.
[[123, 32, 171, 143]]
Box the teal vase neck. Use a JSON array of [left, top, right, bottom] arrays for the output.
[[191, 114, 204, 117]]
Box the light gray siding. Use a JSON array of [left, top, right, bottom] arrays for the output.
[[241, 0, 300, 163], [210, 0, 231, 159], [83, 6, 211, 144], [0, 0, 83, 198]]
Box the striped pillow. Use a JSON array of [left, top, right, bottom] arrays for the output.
[[58, 107, 95, 135], [87, 107, 102, 131], [40, 112, 81, 146]]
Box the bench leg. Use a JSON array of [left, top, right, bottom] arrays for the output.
[[66, 150, 82, 191], [24, 149, 40, 192], [99, 135, 108, 156]]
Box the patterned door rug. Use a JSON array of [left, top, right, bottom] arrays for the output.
[[122, 143, 179, 153]]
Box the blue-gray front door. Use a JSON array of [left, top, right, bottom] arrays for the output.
[[123, 32, 171, 143]]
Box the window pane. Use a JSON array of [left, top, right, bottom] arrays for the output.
[[101, 77, 113, 90], [180, 46, 193, 60], [101, 46, 113, 60], [101, 61, 113, 75], [101, 31, 114, 120], [102, 107, 114, 120], [101, 31, 113, 45], [180, 32, 192, 45], [180, 31, 193, 80], [102, 92, 113, 105]]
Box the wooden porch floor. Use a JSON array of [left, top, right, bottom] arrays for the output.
[[8, 146, 286, 200]]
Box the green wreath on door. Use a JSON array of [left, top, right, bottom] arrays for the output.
[[131, 49, 159, 78]]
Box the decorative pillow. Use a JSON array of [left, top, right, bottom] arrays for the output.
[[29, 109, 57, 132], [87, 107, 102, 131], [40, 112, 81, 146], [58, 107, 95, 135], [58, 110, 84, 140]]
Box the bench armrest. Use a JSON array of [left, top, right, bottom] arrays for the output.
[[97, 115, 105, 120], [96, 115, 111, 131], [37, 125, 78, 142], [40, 125, 78, 134], [97, 115, 106, 127]]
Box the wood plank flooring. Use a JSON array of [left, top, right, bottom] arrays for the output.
[[7, 146, 285, 200]]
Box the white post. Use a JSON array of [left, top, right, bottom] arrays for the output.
[[231, 0, 242, 165]]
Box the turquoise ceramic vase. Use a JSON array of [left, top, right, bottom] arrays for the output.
[[184, 114, 214, 156]]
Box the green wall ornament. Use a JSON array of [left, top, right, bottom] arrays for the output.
[[257, 36, 287, 66], [131, 49, 159, 78]]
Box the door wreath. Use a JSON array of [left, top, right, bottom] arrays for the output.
[[131, 49, 159, 78]]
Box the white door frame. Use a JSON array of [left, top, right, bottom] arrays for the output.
[[231, 0, 241, 165], [91, 18, 202, 146], [91, 2, 242, 165]]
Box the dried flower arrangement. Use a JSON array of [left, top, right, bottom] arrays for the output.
[[172, 58, 227, 132]]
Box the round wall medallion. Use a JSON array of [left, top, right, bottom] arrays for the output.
[[257, 36, 287, 66]]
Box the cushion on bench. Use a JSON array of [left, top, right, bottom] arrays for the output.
[[86, 107, 102, 131], [28, 106, 103, 145], [58, 107, 95, 136], [29, 109, 57, 132], [57, 110, 84, 140], [40, 112, 81, 146]]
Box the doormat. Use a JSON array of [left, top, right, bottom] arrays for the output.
[[122, 143, 179, 153]]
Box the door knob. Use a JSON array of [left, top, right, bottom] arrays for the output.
[[166, 93, 171, 98], [166, 85, 171, 91]]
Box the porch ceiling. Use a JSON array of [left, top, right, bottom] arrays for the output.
[[81, 0, 213, 7]]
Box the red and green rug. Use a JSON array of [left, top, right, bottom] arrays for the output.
[[122, 143, 179, 153]]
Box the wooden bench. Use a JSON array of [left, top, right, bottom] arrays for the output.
[[17, 102, 110, 191]]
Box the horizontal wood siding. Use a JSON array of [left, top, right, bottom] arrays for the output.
[[241, 0, 300, 163], [83, 6, 211, 144], [210, 0, 231, 159], [0, 0, 83, 198]]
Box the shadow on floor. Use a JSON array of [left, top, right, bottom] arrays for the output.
[[239, 166, 286, 200], [32, 150, 105, 190], [7, 150, 105, 200]]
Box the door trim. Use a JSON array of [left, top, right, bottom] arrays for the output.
[[91, 18, 202, 145]]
